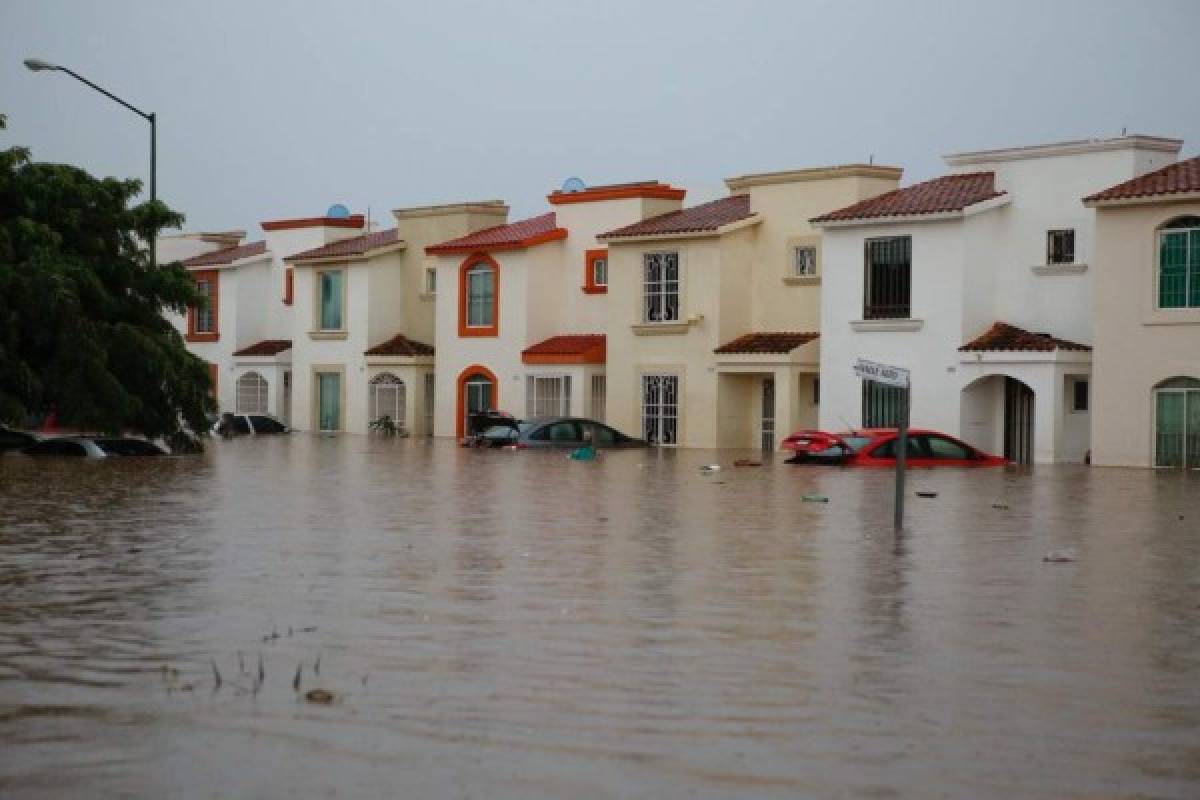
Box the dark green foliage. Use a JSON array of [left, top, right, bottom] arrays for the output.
[[0, 114, 213, 442]]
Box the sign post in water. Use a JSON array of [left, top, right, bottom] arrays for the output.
[[853, 358, 911, 530]]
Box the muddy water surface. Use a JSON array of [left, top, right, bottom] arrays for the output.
[[1, 436, 1198, 798]]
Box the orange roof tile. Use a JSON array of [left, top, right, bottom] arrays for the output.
[[959, 322, 1090, 352], [521, 334, 606, 364], [364, 333, 435, 357], [181, 240, 267, 268], [714, 332, 819, 354], [426, 212, 566, 255], [601, 195, 753, 239], [287, 229, 400, 262], [812, 172, 1004, 223], [1084, 156, 1200, 204], [232, 339, 292, 357]]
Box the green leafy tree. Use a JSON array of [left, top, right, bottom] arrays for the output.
[[0, 113, 213, 445]]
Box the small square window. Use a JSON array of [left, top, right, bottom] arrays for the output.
[[592, 257, 607, 287], [1073, 379, 1089, 412], [794, 246, 818, 277], [425, 267, 437, 295], [1047, 230, 1075, 265]]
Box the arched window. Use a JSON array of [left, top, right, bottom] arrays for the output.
[[1154, 376, 1200, 468], [369, 373, 405, 427], [1157, 216, 1200, 309], [458, 255, 499, 336], [235, 371, 268, 413]]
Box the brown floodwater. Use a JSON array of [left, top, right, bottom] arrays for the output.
[[1, 436, 1198, 799]]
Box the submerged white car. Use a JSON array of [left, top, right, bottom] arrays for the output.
[[23, 436, 168, 458]]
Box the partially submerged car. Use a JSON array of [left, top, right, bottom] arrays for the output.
[[0, 425, 40, 453], [782, 428, 1005, 467], [23, 436, 168, 458], [212, 413, 290, 436], [477, 417, 646, 449]]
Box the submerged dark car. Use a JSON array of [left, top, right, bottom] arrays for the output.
[[23, 436, 168, 458], [477, 417, 646, 449], [0, 425, 40, 453]]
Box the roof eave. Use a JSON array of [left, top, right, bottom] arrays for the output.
[[599, 215, 759, 244], [425, 228, 567, 256], [287, 241, 407, 266], [813, 195, 1009, 228], [1084, 190, 1200, 209]]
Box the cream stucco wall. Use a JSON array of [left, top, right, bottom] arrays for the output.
[[1090, 200, 1200, 467]]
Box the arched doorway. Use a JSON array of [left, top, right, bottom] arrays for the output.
[[1153, 377, 1200, 468], [456, 366, 497, 438], [236, 371, 268, 413], [369, 373, 405, 428], [960, 374, 1035, 464]]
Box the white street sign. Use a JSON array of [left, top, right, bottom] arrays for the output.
[[853, 358, 910, 389]]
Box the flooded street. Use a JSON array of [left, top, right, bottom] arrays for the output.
[[1, 436, 1198, 799]]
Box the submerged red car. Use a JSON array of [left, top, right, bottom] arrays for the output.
[[782, 428, 1006, 467]]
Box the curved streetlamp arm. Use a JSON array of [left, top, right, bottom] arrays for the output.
[[53, 66, 153, 122]]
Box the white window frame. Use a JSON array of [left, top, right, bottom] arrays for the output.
[[793, 245, 818, 277], [425, 267, 437, 295], [465, 265, 494, 327], [1071, 378, 1089, 413], [235, 371, 268, 414], [592, 256, 608, 287], [590, 374, 606, 422], [525, 374, 571, 418], [317, 269, 345, 331], [369, 372, 406, 428], [1157, 222, 1200, 310], [195, 279, 214, 333], [641, 373, 679, 446], [642, 252, 680, 323]]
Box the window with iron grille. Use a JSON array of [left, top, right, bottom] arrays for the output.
[[1158, 217, 1200, 309], [864, 237, 911, 319], [642, 374, 678, 445], [794, 246, 818, 277], [1047, 229, 1075, 265], [525, 375, 571, 417], [862, 380, 905, 427], [643, 252, 680, 322], [195, 280, 214, 332], [236, 371, 268, 413], [370, 373, 406, 428]]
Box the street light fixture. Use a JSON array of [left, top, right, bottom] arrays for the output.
[[24, 57, 158, 265]]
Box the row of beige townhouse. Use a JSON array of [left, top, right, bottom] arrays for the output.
[[163, 133, 1200, 469]]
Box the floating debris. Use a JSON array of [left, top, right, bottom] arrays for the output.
[[916, 491, 938, 498], [314, 652, 321, 676], [733, 459, 761, 467], [304, 689, 335, 705], [293, 663, 302, 692], [1043, 548, 1078, 563], [991, 502, 1010, 510], [257, 653, 265, 683], [801, 494, 829, 503], [211, 659, 222, 690], [699, 464, 721, 473]]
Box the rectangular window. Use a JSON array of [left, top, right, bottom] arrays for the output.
[[318, 271, 344, 330], [466, 267, 494, 326], [1047, 229, 1075, 265], [425, 267, 437, 295], [643, 252, 680, 322], [283, 268, 294, 305], [1158, 227, 1200, 309], [316, 372, 341, 432], [794, 246, 818, 277], [525, 375, 571, 418], [642, 374, 678, 445], [195, 280, 214, 333], [591, 375, 606, 422], [864, 236, 911, 319], [1073, 379, 1089, 412], [813, 376, 820, 406], [862, 380, 905, 427], [592, 257, 608, 287]]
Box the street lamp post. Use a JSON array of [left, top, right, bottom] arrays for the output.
[[24, 58, 158, 266]]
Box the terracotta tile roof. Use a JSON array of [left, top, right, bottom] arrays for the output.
[[601, 195, 753, 239], [521, 334, 606, 364], [714, 331, 820, 354], [1084, 156, 1200, 204], [959, 322, 1091, 353], [425, 212, 566, 254], [812, 172, 1005, 223], [364, 333, 435, 357], [287, 229, 401, 262], [181, 240, 267, 267], [232, 339, 292, 357]]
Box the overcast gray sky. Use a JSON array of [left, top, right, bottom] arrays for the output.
[[4, 0, 1198, 236]]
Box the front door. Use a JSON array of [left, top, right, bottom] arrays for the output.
[[642, 374, 678, 446], [1155, 385, 1200, 468], [760, 378, 775, 450], [1004, 377, 1034, 465], [317, 372, 341, 432], [463, 376, 493, 435]]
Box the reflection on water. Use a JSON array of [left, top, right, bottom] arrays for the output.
[[1, 437, 1199, 798]]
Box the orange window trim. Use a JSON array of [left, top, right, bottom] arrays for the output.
[[583, 248, 608, 294], [455, 364, 499, 438], [457, 253, 500, 338], [186, 270, 220, 343], [283, 267, 294, 305]]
